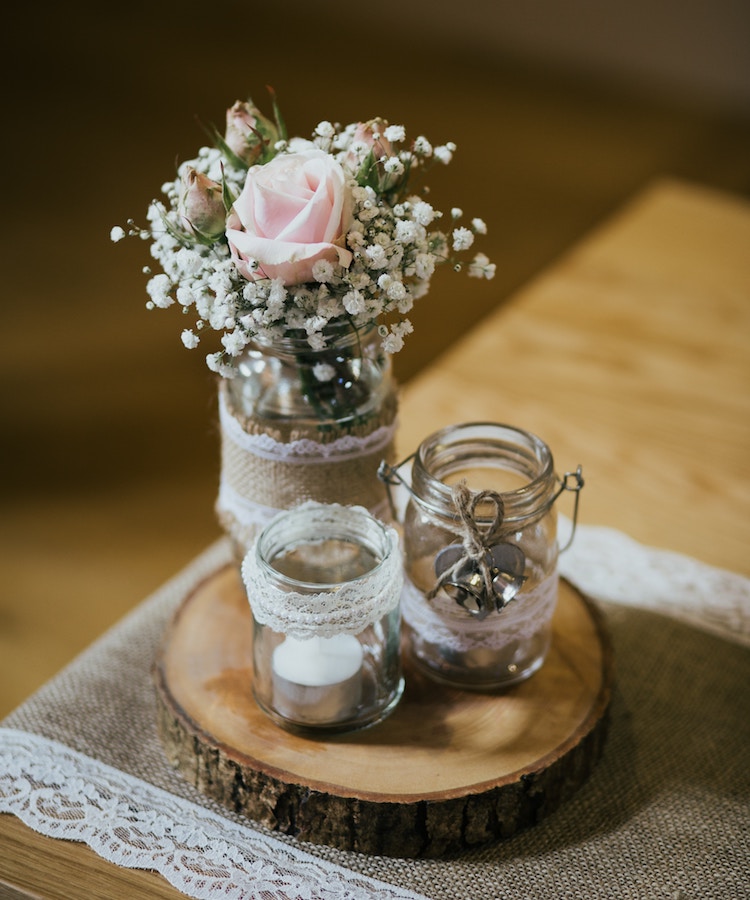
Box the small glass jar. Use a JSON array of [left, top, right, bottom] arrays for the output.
[[241, 502, 404, 735], [382, 422, 583, 691]]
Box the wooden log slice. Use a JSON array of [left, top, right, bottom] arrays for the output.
[[153, 565, 613, 858]]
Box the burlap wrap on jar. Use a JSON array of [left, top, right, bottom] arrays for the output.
[[214, 324, 398, 558]]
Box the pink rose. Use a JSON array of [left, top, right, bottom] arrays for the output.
[[226, 148, 354, 285], [224, 99, 278, 165], [178, 168, 226, 241]]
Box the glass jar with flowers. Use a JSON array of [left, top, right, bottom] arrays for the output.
[[112, 90, 495, 556]]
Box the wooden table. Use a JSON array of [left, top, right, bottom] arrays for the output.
[[397, 177, 750, 576], [2, 178, 749, 897]]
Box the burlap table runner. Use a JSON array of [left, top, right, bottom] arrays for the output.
[[3, 538, 748, 899]]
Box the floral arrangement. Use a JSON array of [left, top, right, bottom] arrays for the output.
[[111, 91, 495, 377]]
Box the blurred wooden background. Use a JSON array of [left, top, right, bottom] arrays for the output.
[[1, 1, 749, 717]]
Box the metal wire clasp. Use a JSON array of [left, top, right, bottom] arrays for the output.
[[554, 465, 585, 552], [377, 455, 417, 521], [379, 457, 585, 551]]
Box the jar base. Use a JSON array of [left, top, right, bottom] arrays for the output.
[[408, 651, 546, 692], [253, 678, 405, 737]]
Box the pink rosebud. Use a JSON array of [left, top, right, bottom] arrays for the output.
[[178, 168, 226, 241], [344, 118, 406, 192], [345, 118, 395, 170], [224, 99, 279, 165], [226, 148, 353, 286]]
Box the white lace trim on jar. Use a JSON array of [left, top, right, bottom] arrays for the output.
[[242, 503, 403, 640], [401, 573, 557, 652], [219, 390, 398, 463], [0, 728, 426, 900], [218, 479, 390, 533]]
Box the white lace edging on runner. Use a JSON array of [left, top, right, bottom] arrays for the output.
[[219, 390, 398, 464], [558, 519, 750, 648], [0, 728, 426, 900]]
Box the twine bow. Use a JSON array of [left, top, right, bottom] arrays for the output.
[[429, 481, 527, 618]]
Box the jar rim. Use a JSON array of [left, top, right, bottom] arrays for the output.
[[253, 319, 378, 353], [411, 421, 557, 526], [254, 501, 395, 591]]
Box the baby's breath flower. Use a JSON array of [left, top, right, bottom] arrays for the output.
[[413, 136, 432, 157], [343, 290, 366, 315], [221, 329, 247, 356], [181, 329, 200, 349], [411, 201, 436, 226], [396, 294, 413, 314], [382, 327, 409, 353], [206, 352, 235, 377], [468, 252, 496, 280], [176, 286, 195, 307], [395, 220, 419, 244], [472, 217, 488, 235], [313, 362, 336, 382], [384, 124, 405, 142], [110, 226, 126, 242], [452, 227, 474, 252], [315, 120, 335, 137], [146, 273, 174, 308], [312, 259, 335, 283], [319, 294, 344, 318], [415, 252, 436, 280], [304, 314, 327, 334], [268, 280, 287, 304], [451, 207, 463, 219], [347, 229, 366, 250], [313, 121, 336, 151], [434, 145, 454, 164], [386, 279, 407, 301], [306, 332, 327, 351], [357, 201, 379, 222], [350, 272, 374, 291], [242, 282, 260, 304], [365, 244, 389, 268]]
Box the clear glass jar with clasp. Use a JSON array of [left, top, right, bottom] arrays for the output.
[[380, 422, 583, 691]]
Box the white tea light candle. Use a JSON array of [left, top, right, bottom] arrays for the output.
[[272, 635, 364, 724]]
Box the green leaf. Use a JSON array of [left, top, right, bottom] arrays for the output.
[[266, 84, 287, 143], [210, 124, 251, 172], [220, 163, 237, 213]]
